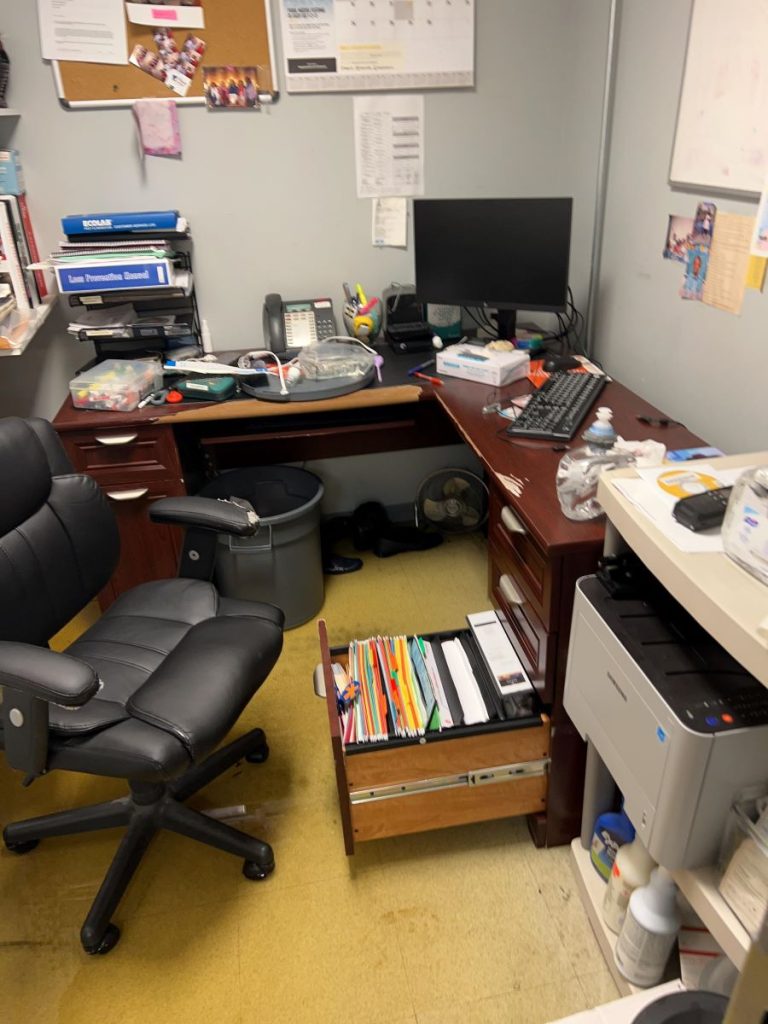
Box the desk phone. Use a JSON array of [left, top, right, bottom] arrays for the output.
[[263, 293, 337, 353]]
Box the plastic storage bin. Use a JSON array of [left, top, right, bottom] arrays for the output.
[[69, 358, 162, 412], [199, 466, 324, 629]]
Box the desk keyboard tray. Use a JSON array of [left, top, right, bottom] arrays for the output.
[[318, 621, 550, 854]]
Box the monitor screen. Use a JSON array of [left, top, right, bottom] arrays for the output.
[[413, 197, 572, 315]]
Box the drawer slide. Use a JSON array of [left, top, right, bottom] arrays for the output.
[[350, 757, 550, 804]]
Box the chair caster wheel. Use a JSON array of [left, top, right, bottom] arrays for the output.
[[243, 859, 274, 881], [5, 839, 39, 855], [83, 923, 120, 956], [245, 744, 269, 764]]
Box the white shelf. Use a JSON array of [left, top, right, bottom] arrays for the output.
[[0, 299, 55, 357], [569, 839, 681, 998], [672, 865, 751, 970], [0, 109, 20, 118]]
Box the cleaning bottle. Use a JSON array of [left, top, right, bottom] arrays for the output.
[[556, 407, 635, 521], [614, 867, 681, 987], [603, 836, 655, 933], [590, 806, 635, 881]]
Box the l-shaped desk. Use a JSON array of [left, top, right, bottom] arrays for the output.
[[53, 351, 702, 847]]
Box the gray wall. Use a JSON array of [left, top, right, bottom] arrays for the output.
[[594, 0, 768, 453], [0, 0, 608, 422]]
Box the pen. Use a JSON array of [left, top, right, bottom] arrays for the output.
[[413, 372, 443, 386], [407, 358, 436, 376]]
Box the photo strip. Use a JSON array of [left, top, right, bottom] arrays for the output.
[[203, 66, 264, 109]]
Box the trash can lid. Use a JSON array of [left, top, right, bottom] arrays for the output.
[[631, 991, 728, 1024], [199, 466, 322, 518]]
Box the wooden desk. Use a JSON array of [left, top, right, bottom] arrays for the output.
[[52, 364, 702, 847]]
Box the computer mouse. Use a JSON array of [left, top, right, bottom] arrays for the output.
[[543, 354, 581, 372]]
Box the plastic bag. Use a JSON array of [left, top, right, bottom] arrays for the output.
[[298, 340, 374, 380]]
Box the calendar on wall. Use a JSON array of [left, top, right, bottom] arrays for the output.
[[279, 0, 474, 93]]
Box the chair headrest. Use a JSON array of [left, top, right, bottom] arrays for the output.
[[0, 418, 54, 536]]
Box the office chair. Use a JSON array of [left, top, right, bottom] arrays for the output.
[[0, 417, 284, 955]]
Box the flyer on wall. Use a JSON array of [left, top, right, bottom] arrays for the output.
[[125, 2, 205, 30], [279, 0, 475, 93]]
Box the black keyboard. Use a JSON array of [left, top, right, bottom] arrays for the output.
[[506, 371, 608, 441]]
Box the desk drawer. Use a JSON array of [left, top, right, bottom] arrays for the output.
[[489, 538, 557, 703], [488, 485, 556, 629], [318, 621, 550, 853], [61, 426, 182, 484], [98, 476, 185, 608]]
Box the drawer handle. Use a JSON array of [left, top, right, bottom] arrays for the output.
[[501, 506, 527, 535], [106, 488, 149, 502], [499, 574, 525, 606], [94, 433, 138, 446]]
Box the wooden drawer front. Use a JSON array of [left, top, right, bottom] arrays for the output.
[[345, 724, 549, 790], [61, 426, 182, 484], [489, 485, 555, 628], [98, 476, 185, 609], [489, 540, 558, 703], [351, 773, 547, 843]]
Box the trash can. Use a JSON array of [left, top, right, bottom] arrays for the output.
[[199, 466, 325, 629]]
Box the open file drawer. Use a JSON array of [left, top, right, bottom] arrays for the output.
[[317, 620, 550, 854]]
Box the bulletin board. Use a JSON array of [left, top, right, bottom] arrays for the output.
[[53, 0, 278, 108], [670, 0, 768, 195]]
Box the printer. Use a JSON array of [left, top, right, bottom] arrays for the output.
[[564, 570, 768, 869]]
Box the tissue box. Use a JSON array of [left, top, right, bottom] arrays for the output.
[[437, 344, 530, 387], [0, 151, 25, 196]]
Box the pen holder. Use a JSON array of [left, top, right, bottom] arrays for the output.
[[343, 297, 382, 341]]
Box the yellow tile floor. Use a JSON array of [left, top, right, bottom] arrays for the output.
[[0, 534, 618, 1023]]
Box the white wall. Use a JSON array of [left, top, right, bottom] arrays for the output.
[[594, 0, 768, 453]]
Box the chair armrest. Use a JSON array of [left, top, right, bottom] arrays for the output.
[[149, 496, 259, 536], [0, 643, 99, 706]]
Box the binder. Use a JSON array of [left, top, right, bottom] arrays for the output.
[[428, 640, 464, 727], [56, 258, 175, 294], [16, 194, 48, 300], [61, 210, 180, 235], [458, 633, 504, 720]]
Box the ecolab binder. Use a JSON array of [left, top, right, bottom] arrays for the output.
[[56, 259, 174, 294], [61, 211, 180, 235]]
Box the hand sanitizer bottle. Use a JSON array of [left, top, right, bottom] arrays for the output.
[[722, 466, 768, 586], [556, 408, 635, 521]]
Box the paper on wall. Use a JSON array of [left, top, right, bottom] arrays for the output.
[[37, 0, 128, 64], [354, 94, 424, 199], [133, 99, 182, 157], [702, 211, 753, 315], [745, 254, 767, 291], [125, 3, 205, 30], [372, 198, 407, 247]]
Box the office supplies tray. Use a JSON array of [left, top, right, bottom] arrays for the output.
[[317, 620, 550, 854]]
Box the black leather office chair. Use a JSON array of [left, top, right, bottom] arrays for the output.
[[0, 417, 284, 955]]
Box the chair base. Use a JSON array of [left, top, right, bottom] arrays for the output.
[[3, 728, 272, 955]]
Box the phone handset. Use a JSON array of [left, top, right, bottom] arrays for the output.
[[263, 292, 286, 353]]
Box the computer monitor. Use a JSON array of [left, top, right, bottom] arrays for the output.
[[413, 197, 572, 340]]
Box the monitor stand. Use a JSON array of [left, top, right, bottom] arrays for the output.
[[494, 309, 517, 340]]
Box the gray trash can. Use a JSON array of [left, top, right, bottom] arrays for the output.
[[199, 466, 324, 629]]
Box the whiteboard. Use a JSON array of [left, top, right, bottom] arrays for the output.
[[670, 0, 768, 195]]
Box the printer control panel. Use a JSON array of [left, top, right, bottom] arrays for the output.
[[681, 692, 768, 733]]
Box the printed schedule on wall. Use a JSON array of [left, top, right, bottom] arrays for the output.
[[280, 0, 474, 93]]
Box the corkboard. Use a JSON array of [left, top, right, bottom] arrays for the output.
[[54, 0, 277, 107]]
